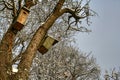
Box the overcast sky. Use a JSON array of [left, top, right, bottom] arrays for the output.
[[76, 0, 120, 72]]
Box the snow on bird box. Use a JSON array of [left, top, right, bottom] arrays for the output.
[[38, 36, 59, 54], [12, 7, 30, 31]]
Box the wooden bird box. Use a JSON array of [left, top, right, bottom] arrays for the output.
[[12, 7, 30, 31], [38, 36, 58, 54]]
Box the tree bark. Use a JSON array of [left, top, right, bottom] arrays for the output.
[[0, 26, 16, 80]]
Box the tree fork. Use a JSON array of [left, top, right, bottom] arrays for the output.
[[14, 0, 66, 79], [0, 0, 36, 79]]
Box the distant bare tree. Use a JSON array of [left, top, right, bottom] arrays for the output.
[[104, 68, 120, 80]]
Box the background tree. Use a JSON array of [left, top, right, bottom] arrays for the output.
[[29, 41, 100, 80], [104, 68, 120, 80], [0, 0, 96, 79]]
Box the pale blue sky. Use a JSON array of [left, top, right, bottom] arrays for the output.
[[76, 0, 120, 71]]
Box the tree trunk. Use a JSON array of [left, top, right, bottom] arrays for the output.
[[0, 26, 16, 80]]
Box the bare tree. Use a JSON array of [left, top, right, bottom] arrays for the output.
[[0, 0, 96, 79], [29, 41, 100, 80], [104, 68, 120, 80]]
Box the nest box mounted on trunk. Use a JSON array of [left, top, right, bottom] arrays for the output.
[[12, 7, 30, 31], [38, 36, 59, 55]]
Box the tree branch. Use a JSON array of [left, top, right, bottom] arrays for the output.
[[0, 1, 13, 10], [60, 8, 87, 20], [24, 0, 38, 8], [11, 0, 17, 17], [53, 0, 65, 13], [18, 0, 22, 12]]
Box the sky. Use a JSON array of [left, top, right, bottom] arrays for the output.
[[76, 0, 120, 72]]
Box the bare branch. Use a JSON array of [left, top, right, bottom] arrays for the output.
[[25, 0, 38, 8], [69, 26, 91, 32], [60, 8, 87, 20], [18, 0, 22, 12], [0, 7, 5, 11], [1, 1, 13, 10], [11, 0, 17, 17]]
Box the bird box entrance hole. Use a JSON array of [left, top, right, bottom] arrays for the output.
[[12, 7, 30, 31]]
